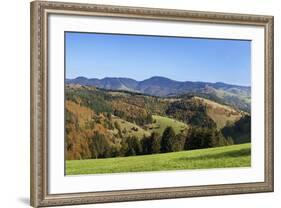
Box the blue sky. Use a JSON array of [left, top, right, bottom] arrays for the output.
[[65, 32, 251, 86]]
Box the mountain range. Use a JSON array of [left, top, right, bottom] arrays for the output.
[[66, 76, 251, 112]]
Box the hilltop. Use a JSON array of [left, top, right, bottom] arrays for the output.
[[66, 76, 251, 112], [65, 85, 250, 160]]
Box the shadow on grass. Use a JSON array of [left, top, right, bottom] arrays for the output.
[[178, 147, 251, 162]]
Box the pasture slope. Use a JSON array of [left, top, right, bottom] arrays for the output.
[[66, 143, 251, 175], [147, 115, 188, 135]]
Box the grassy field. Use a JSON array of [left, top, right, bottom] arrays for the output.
[[112, 117, 150, 139], [193, 97, 242, 129], [66, 143, 251, 175], [147, 115, 188, 135], [108, 115, 188, 140]]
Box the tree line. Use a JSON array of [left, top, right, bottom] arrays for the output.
[[166, 100, 217, 128], [88, 125, 234, 159]]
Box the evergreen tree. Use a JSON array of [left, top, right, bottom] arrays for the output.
[[226, 136, 234, 145], [124, 136, 142, 156], [91, 132, 111, 159], [141, 132, 161, 155], [221, 115, 251, 144], [150, 132, 161, 154], [141, 135, 151, 155], [161, 127, 175, 153], [185, 127, 230, 150], [172, 133, 186, 152]]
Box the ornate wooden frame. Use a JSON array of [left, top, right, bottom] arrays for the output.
[[30, 1, 274, 207]]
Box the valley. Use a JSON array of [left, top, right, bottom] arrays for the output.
[[65, 83, 251, 166], [64, 31, 252, 175]]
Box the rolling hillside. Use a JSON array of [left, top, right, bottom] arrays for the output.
[[67, 76, 251, 112], [111, 116, 150, 139], [66, 143, 251, 175], [147, 115, 188, 135], [65, 84, 250, 161], [193, 97, 243, 129]]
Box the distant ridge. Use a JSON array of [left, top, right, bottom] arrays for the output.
[[67, 76, 250, 95], [67, 76, 250, 91], [66, 76, 251, 112]]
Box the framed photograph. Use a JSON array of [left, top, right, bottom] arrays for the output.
[[30, 1, 274, 207]]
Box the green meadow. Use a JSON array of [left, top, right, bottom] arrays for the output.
[[66, 143, 251, 175], [148, 115, 188, 135]]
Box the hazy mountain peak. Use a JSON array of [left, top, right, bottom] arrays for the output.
[[75, 76, 88, 80], [66, 76, 251, 112], [149, 76, 172, 80]]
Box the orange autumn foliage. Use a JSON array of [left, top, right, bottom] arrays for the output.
[[65, 101, 117, 160], [66, 100, 95, 127]]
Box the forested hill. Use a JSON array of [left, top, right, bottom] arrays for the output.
[[66, 76, 251, 112], [65, 85, 250, 160]]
